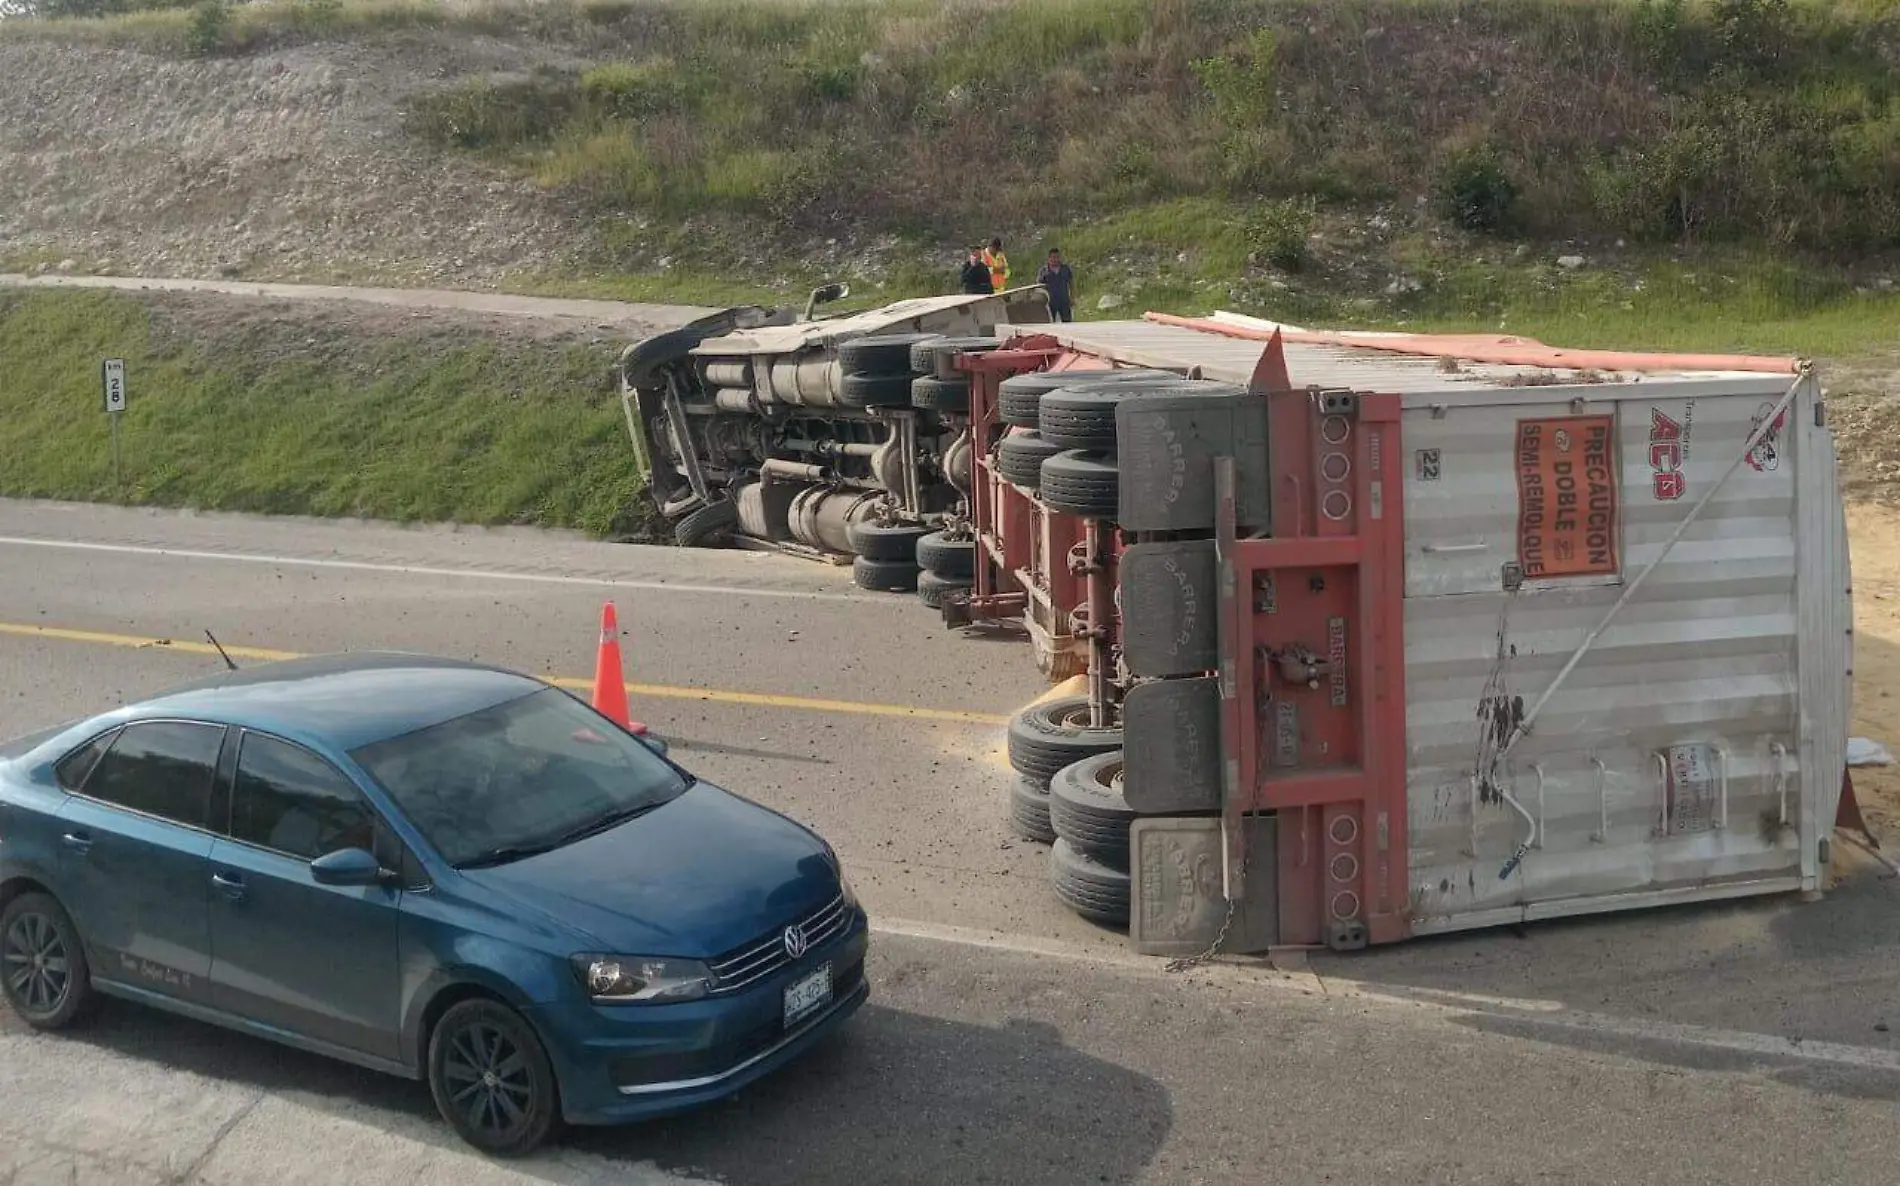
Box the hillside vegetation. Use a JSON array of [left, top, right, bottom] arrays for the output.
[[394, 0, 1900, 255], [4, 0, 1899, 347], [4, 0, 1900, 533]]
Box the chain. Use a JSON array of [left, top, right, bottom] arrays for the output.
[[1164, 830, 1253, 974]]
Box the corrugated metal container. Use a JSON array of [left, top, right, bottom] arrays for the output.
[[1004, 317, 1851, 935]]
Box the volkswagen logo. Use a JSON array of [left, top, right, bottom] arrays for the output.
[[782, 924, 809, 960]]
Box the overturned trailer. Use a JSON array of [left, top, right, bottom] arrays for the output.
[[621, 297, 1856, 954]]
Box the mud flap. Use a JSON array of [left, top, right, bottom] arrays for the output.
[[1122, 676, 1222, 814], [1114, 395, 1271, 533], [1129, 816, 1279, 956], [1120, 541, 1219, 677]]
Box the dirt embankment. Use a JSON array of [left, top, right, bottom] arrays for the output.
[[0, 35, 592, 285]]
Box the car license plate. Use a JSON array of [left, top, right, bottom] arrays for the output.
[[783, 965, 832, 1028]]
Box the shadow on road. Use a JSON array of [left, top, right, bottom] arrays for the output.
[[578, 1006, 1172, 1185], [62, 994, 1172, 1185], [1310, 856, 1900, 1092]]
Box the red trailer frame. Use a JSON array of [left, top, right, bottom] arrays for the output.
[[953, 333, 1413, 949]]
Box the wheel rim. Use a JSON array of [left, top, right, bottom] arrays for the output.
[[441, 1022, 536, 1139], [3, 912, 71, 1016]]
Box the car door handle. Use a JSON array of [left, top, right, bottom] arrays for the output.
[[60, 831, 92, 855], [211, 872, 247, 902]]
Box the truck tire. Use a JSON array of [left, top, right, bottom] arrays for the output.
[[998, 372, 1076, 427], [840, 333, 939, 376], [916, 531, 975, 578], [1039, 451, 1119, 519], [912, 335, 1000, 373], [853, 556, 921, 592], [846, 520, 929, 562], [917, 569, 972, 610], [841, 371, 920, 408], [1049, 839, 1131, 927], [1009, 776, 1057, 844], [996, 431, 1061, 489], [1007, 694, 1121, 783], [673, 497, 738, 546], [1037, 378, 1202, 452], [911, 375, 971, 415], [1048, 752, 1134, 868]]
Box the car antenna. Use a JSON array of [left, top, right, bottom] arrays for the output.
[[205, 630, 239, 671]]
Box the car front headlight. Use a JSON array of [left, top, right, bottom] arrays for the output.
[[572, 955, 713, 1004]]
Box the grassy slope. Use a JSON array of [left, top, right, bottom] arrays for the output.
[[0, 290, 657, 537]]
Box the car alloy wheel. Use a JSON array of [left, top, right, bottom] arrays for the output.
[[428, 999, 558, 1156], [3, 912, 69, 1016], [0, 893, 91, 1030]]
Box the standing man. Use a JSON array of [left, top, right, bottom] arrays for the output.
[[983, 236, 1010, 294], [959, 245, 993, 294], [1038, 247, 1076, 322]]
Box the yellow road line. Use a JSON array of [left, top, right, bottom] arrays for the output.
[[0, 621, 1010, 727]]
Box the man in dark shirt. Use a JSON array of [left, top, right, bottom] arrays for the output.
[[1038, 248, 1076, 322], [959, 246, 994, 295]]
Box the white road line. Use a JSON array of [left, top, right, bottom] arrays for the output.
[[873, 917, 1900, 1075], [0, 535, 865, 603]]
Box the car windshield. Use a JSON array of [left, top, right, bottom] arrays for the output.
[[351, 687, 690, 869]]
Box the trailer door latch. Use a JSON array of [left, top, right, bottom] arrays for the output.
[[1266, 643, 1332, 690]]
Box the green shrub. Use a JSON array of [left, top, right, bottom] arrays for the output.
[[1433, 140, 1519, 234], [1244, 197, 1314, 272], [410, 75, 576, 150], [183, 0, 226, 56], [579, 60, 688, 119], [1195, 27, 1278, 128]]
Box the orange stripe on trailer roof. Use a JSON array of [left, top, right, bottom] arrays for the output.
[[1141, 312, 1804, 376]]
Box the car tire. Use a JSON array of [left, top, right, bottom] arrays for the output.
[[846, 520, 929, 563], [840, 371, 920, 409], [1048, 751, 1134, 868], [673, 497, 738, 547], [911, 335, 1000, 374], [995, 430, 1062, 490], [1049, 839, 1131, 927], [916, 531, 975, 579], [1039, 451, 1120, 519], [853, 556, 921, 592], [1007, 694, 1121, 783], [427, 998, 560, 1158], [911, 375, 971, 415], [1009, 775, 1057, 844], [917, 568, 972, 610], [0, 892, 93, 1031], [840, 333, 938, 376]]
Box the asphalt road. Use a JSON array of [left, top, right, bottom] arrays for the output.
[[4, 498, 1900, 1185]]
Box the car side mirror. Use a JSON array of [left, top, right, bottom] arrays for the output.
[[639, 734, 670, 758], [311, 847, 391, 887]]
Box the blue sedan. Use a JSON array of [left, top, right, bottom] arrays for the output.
[[0, 653, 869, 1155]]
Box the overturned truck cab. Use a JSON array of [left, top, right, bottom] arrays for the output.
[[618, 284, 1052, 577]]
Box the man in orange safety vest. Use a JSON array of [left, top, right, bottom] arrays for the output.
[[982, 237, 1010, 294]]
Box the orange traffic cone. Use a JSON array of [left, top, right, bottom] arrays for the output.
[[591, 601, 647, 735]]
